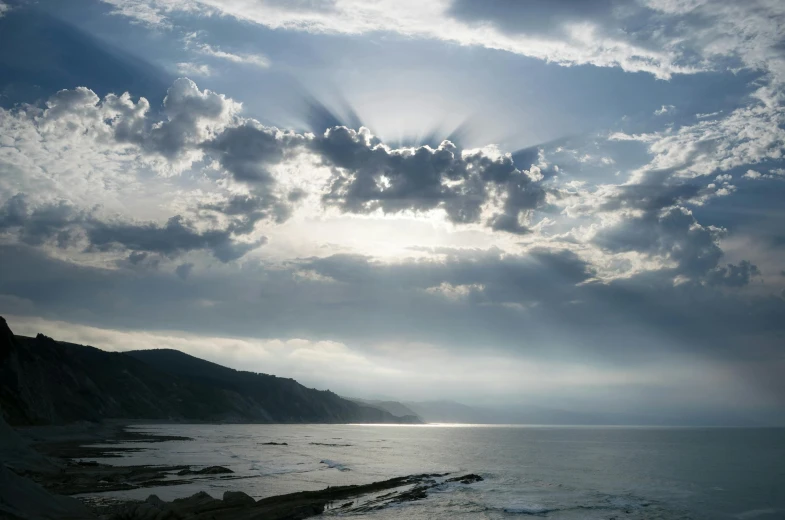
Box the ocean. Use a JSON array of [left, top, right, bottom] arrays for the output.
[[81, 424, 785, 519]]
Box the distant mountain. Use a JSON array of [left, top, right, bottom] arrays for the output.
[[403, 400, 488, 424], [346, 398, 422, 422], [403, 400, 678, 426], [0, 316, 418, 426]]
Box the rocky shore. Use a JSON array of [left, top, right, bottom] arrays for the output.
[[1, 419, 484, 519]]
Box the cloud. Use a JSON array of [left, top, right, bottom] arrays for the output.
[[742, 168, 785, 180], [707, 260, 761, 287], [176, 62, 211, 76], [654, 104, 675, 116], [87, 214, 266, 262], [0, 195, 84, 248], [316, 128, 546, 228], [175, 262, 194, 279], [145, 78, 242, 161], [447, 0, 616, 38], [101, 0, 785, 82], [593, 206, 727, 280], [193, 42, 270, 69], [0, 78, 552, 261], [0, 194, 264, 262], [630, 88, 785, 182]]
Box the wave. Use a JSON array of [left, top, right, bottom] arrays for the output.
[[320, 459, 350, 472], [737, 508, 783, 519]]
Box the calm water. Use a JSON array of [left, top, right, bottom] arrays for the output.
[[82, 424, 785, 519]]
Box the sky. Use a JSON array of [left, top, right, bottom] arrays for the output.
[[0, 0, 784, 425]]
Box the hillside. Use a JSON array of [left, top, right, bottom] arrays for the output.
[[346, 398, 422, 422], [0, 316, 418, 426], [125, 349, 416, 424]]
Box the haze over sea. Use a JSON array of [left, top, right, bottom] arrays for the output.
[[84, 424, 785, 520]]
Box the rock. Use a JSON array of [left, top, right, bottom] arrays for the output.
[[446, 473, 484, 484], [173, 491, 216, 507], [145, 495, 166, 507], [223, 490, 255, 507], [0, 414, 59, 473], [0, 466, 96, 519], [176, 465, 233, 476], [260, 442, 288, 445], [121, 502, 163, 520]]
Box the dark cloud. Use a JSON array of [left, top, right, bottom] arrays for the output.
[[0, 191, 267, 263], [0, 194, 82, 247], [24, 81, 553, 233], [128, 251, 149, 265], [707, 260, 761, 287], [2, 243, 783, 371], [299, 247, 594, 307], [87, 215, 264, 262], [600, 183, 703, 213], [488, 173, 548, 234], [594, 206, 727, 279], [200, 121, 308, 225], [202, 121, 306, 184], [175, 262, 194, 280], [200, 193, 291, 232], [447, 0, 617, 37], [316, 127, 546, 228]]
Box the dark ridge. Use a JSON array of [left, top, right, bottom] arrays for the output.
[[0, 316, 421, 426]]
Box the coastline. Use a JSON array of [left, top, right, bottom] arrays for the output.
[[5, 421, 482, 519]]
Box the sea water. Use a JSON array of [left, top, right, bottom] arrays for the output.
[[80, 424, 785, 519]]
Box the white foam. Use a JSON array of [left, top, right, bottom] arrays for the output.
[[320, 459, 350, 472]]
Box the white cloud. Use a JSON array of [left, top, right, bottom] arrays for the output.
[[696, 110, 723, 119], [100, 0, 785, 82], [0, 1, 11, 17], [176, 62, 211, 76], [608, 132, 656, 142], [654, 104, 675, 116], [194, 42, 270, 69], [742, 168, 785, 180], [625, 86, 785, 182]]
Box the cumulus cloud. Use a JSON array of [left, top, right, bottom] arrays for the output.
[[317, 128, 546, 227], [593, 206, 730, 282], [6, 79, 550, 235]]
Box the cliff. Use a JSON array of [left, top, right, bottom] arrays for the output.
[[0, 316, 418, 426]]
